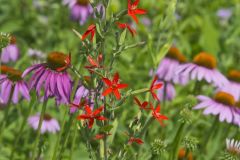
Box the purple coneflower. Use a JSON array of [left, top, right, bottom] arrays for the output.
[[28, 113, 60, 134], [63, 0, 93, 25], [157, 81, 176, 101], [1, 36, 19, 63], [194, 90, 240, 127], [226, 138, 240, 156], [156, 47, 188, 85], [217, 8, 232, 20], [22, 51, 72, 104], [176, 52, 228, 87], [0, 65, 30, 104]]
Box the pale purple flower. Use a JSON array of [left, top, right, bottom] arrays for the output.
[[27, 48, 45, 59], [176, 52, 228, 87], [193, 90, 240, 127], [156, 47, 188, 85], [28, 113, 60, 134], [0, 66, 30, 104], [1, 44, 19, 63], [226, 138, 240, 155], [217, 8, 232, 20], [141, 17, 151, 26], [157, 81, 176, 101], [22, 52, 72, 104], [63, 0, 93, 25]]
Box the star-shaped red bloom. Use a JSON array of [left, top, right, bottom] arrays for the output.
[[128, 0, 147, 24], [77, 105, 107, 129], [82, 24, 96, 41], [128, 137, 144, 145], [116, 22, 136, 37], [151, 103, 168, 126], [134, 97, 151, 111], [102, 73, 128, 100], [150, 76, 163, 101], [85, 54, 103, 70], [56, 53, 71, 72]]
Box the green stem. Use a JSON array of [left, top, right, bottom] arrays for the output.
[[31, 100, 48, 160], [171, 123, 185, 160], [139, 117, 154, 137], [69, 121, 78, 160], [51, 107, 68, 160], [10, 98, 36, 160]]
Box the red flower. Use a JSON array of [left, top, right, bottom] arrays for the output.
[[116, 22, 136, 37], [94, 133, 112, 140], [128, 137, 144, 145], [70, 99, 87, 110], [56, 53, 71, 72], [82, 24, 96, 41], [85, 54, 103, 69], [102, 73, 128, 100], [128, 0, 147, 24], [150, 76, 163, 101], [151, 103, 168, 126], [77, 105, 107, 129], [134, 97, 151, 110]]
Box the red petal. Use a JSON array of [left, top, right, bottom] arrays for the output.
[[152, 83, 163, 90], [90, 30, 95, 42], [102, 78, 112, 86], [127, 26, 136, 37], [85, 105, 92, 115], [77, 115, 90, 120], [151, 92, 159, 101], [88, 118, 94, 129], [82, 30, 91, 40], [130, 13, 139, 24], [155, 105, 161, 113], [87, 55, 98, 66], [96, 116, 108, 121], [116, 22, 126, 29], [142, 101, 148, 108], [102, 88, 113, 96], [117, 83, 128, 89], [93, 106, 104, 116], [134, 9, 147, 14], [132, 0, 140, 6], [88, 24, 96, 30], [113, 72, 119, 84], [113, 89, 121, 100], [151, 76, 158, 88]]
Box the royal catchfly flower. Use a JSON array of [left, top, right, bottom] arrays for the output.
[[150, 76, 163, 101], [0, 65, 30, 104], [127, 0, 147, 24], [22, 51, 72, 104], [156, 47, 188, 85], [77, 105, 107, 129], [28, 113, 60, 134], [63, 0, 93, 25], [194, 90, 240, 127], [102, 72, 128, 100], [134, 97, 151, 111], [178, 148, 193, 160], [151, 103, 168, 126], [85, 54, 103, 70], [1, 36, 19, 63], [82, 24, 96, 41], [176, 52, 229, 87], [128, 137, 144, 145], [116, 22, 136, 37], [225, 138, 240, 156]]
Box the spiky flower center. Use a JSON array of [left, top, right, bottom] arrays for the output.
[[77, 0, 89, 5], [43, 114, 52, 121], [214, 91, 235, 106], [10, 36, 16, 44], [228, 70, 240, 83], [166, 47, 186, 63], [47, 51, 68, 71], [0, 65, 22, 81], [193, 52, 217, 69]]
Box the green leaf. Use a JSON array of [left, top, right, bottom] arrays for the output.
[[96, 23, 104, 39], [119, 29, 127, 46], [100, 125, 113, 132]]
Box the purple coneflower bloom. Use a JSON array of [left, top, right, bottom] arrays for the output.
[[217, 8, 232, 20], [157, 81, 176, 101], [22, 51, 72, 104], [0, 65, 30, 104], [193, 90, 240, 127], [63, 0, 93, 25], [176, 52, 228, 87], [70, 85, 89, 113], [226, 138, 240, 156], [156, 47, 188, 85], [28, 113, 60, 134], [1, 36, 19, 63]]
